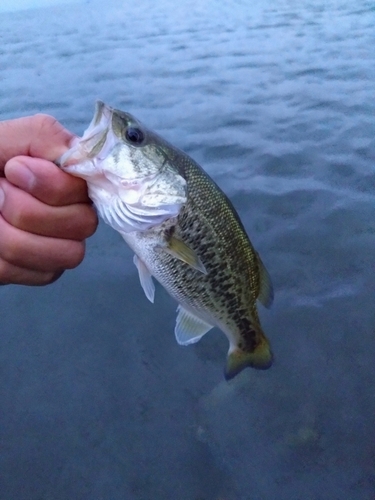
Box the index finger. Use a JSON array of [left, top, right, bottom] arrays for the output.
[[0, 114, 74, 172]]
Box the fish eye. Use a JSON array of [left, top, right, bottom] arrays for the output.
[[125, 127, 145, 145]]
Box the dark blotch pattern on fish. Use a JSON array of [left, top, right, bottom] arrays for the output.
[[146, 150, 268, 358]]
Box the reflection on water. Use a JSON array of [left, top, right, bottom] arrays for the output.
[[0, 0, 374, 498]]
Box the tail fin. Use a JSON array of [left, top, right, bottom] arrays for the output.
[[224, 333, 273, 381]]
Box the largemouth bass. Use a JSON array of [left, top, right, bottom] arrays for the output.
[[58, 101, 274, 380]]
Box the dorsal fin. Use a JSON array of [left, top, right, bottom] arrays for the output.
[[256, 253, 274, 309]]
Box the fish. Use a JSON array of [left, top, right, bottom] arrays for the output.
[[57, 101, 274, 380]]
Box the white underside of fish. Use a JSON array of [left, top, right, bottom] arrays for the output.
[[122, 231, 217, 347]]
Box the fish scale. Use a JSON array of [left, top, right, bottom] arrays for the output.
[[58, 101, 274, 380]]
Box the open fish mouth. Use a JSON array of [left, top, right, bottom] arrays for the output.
[[57, 101, 116, 173], [79, 101, 113, 159]]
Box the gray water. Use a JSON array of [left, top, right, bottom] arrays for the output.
[[1, 1, 374, 498]]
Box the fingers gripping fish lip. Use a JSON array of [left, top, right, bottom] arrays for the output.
[[57, 102, 115, 173], [58, 102, 111, 167]]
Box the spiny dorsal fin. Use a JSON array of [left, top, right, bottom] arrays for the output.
[[175, 305, 213, 345], [256, 252, 274, 309]]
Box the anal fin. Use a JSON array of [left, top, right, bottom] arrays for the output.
[[175, 305, 213, 345]]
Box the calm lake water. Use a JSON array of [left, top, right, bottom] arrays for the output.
[[1, 1, 374, 498]]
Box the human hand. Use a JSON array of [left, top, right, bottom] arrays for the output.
[[0, 114, 98, 285]]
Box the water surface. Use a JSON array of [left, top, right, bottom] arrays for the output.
[[1, 1, 374, 498]]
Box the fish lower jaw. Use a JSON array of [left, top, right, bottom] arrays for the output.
[[60, 158, 101, 179]]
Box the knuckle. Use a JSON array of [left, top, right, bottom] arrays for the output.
[[32, 113, 71, 151], [0, 260, 11, 284], [37, 270, 64, 286], [1, 243, 21, 266], [83, 207, 98, 238], [0, 181, 29, 229], [32, 113, 59, 132], [0, 233, 19, 266], [6, 201, 30, 230], [68, 205, 98, 240], [0, 258, 63, 286], [66, 242, 85, 269]]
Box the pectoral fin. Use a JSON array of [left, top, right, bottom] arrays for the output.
[[256, 253, 274, 309], [133, 254, 155, 303], [175, 305, 213, 345], [160, 236, 207, 274]]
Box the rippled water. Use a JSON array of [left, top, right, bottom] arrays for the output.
[[1, 1, 374, 498]]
